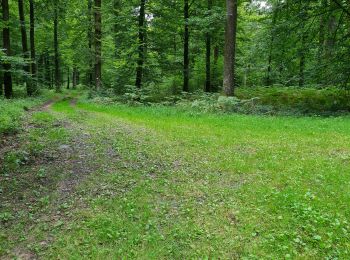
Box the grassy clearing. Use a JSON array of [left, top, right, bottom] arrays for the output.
[[1, 96, 350, 258], [47, 100, 350, 258]]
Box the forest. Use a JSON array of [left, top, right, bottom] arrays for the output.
[[1, 0, 350, 258]]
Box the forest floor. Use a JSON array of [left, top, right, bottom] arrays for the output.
[[1, 93, 350, 258]]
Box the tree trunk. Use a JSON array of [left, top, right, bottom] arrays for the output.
[[73, 66, 78, 88], [54, 2, 60, 91], [44, 52, 52, 88], [299, 32, 307, 87], [212, 45, 219, 91], [183, 0, 190, 92], [223, 0, 238, 96], [205, 0, 212, 92], [67, 68, 70, 89], [298, 1, 308, 87], [2, 0, 13, 99], [29, 0, 37, 91], [88, 0, 93, 87], [135, 0, 145, 88], [94, 0, 102, 90], [317, 0, 327, 84], [266, 1, 279, 86], [113, 0, 120, 57], [18, 0, 33, 95]]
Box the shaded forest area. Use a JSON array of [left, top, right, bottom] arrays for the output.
[[0, 0, 349, 100]]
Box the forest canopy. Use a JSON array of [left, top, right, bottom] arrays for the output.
[[0, 0, 349, 99]]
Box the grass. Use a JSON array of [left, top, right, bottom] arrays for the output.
[[0, 90, 59, 136], [2, 94, 350, 258]]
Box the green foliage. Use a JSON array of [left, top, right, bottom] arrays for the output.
[[0, 98, 36, 135]]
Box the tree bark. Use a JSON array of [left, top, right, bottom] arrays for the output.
[[223, 0, 238, 96], [0, 71, 3, 97], [183, 0, 190, 92], [73, 66, 78, 88], [266, 1, 279, 86], [88, 0, 93, 87], [29, 0, 37, 91], [67, 68, 70, 89], [54, 2, 60, 91], [135, 0, 145, 88], [298, 1, 308, 87], [18, 0, 33, 95], [205, 0, 212, 92], [212, 45, 219, 91], [94, 0, 102, 90], [2, 0, 13, 98], [113, 0, 120, 57], [298, 32, 307, 87]]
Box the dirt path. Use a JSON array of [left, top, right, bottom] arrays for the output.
[[0, 99, 123, 259]]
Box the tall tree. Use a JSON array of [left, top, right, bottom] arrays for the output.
[[54, 1, 60, 91], [135, 0, 146, 88], [18, 0, 32, 95], [205, 0, 212, 92], [298, 0, 308, 87], [29, 0, 37, 91], [94, 0, 102, 89], [2, 0, 13, 98], [223, 0, 238, 96], [88, 0, 93, 87], [183, 0, 190, 92], [266, 1, 279, 86], [0, 71, 3, 97]]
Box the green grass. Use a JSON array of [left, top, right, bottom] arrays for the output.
[[2, 95, 350, 258], [47, 100, 350, 258], [0, 90, 59, 136]]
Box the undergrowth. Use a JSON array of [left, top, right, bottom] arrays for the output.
[[87, 86, 350, 116]]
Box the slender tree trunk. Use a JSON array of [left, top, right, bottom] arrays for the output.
[[2, 0, 13, 98], [266, 2, 278, 86], [88, 0, 93, 87], [326, 1, 337, 60], [135, 0, 145, 88], [29, 0, 37, 91], [212, 45, 219, 91], [317, 0, 327, 84], [223, 0, 238, 96], [54, 2, 60, 91], [73, 66, 78, 88], [299, 32, 307, 87], [298, 1, 308, 87], [44, 52, 51, 88], [0, 71, 3, 97], [113, 0, 120, 57], [183, 0, 190, 92], [67, 68, 70, 89], [318, 0, 327, 61], [94, 0, 102, 89], [205, 0, 212, 92], [18, 0, 32, 95]]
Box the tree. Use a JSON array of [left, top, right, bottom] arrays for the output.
[[54, 1, 60, 92], [223, 0, 238, 96], [183, 0, 190, 92], [205, 0, 212, 92], [29, 0, 37, 92], [88, 0, 93, 87], [135, 0, 146, 88], [94, 0, 102, 90], [18, 0, 33, 95], [2, 0, 13, 99]]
